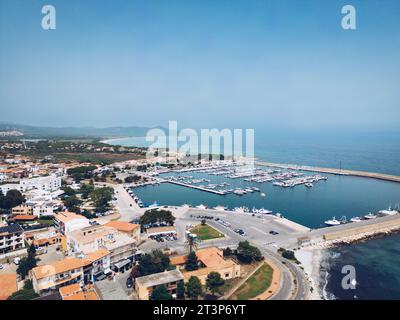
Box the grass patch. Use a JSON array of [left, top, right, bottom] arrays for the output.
[[37, 219, 54, 226], [189, 224, 224, 241], [231, 263, 273, 300]]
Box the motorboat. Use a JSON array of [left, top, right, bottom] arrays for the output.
[[378, 209, 398, 216], [214, 206, 227, 211], [364, 213, 377, 219], [324, 217, 341, 226], [350, 216, 362, 223]]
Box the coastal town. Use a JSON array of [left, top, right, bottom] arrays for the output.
[[1, 138, 400, 301]]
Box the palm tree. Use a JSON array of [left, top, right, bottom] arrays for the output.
[[184, 232, 199, 253]]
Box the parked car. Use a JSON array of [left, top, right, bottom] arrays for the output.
[[0, 263, 4, 270], [269, 230, 279, 235], [126, 277, 133, 289]]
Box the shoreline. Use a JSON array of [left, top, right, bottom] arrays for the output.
[[296, 227, 400, 300]]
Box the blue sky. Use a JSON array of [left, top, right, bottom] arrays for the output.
[[0, 0, 399, 132]]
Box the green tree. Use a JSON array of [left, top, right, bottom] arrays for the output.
[[67, 166, 97, 181], [61, 186, 76, 197], [186, 276, 203, 300], [79, 183, 95, 199], [177, 280, 185, 300], [138, 250, 171, 276], [90, 187, 114, 213], [2, 190, 25, 210], [63, 195, 82, 212], [151, 285, 173, 300], [206, 272, 225, 294], [17, 252, 37, 280], [7, 280, 39, 300], [27, 243, 36, 256], [140, 209, 176, 228], [185, 251, 199, 271], [223, 247, 232, 257], [237, 241, 263, 263]]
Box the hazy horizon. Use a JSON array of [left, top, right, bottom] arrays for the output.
[[1, 0, 400, 133]]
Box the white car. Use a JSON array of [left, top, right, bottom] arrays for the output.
[[0, 263, 4, 269]]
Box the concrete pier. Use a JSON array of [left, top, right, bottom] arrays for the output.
[[256, 161, 400, 183], [164, 179, 226, 195], [309, 214, 400, 243]]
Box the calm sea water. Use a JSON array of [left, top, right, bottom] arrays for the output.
[[106, 133, 400, 299], [105, 132, 400, 175], [133, 170, 400, 229], [323, 234, 400, 300]]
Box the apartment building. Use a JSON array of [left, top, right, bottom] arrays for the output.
[[54, 211, 90, 235], [68, 224, 138, 269], [0, 175, 62, 195], [31, 249, 110, 294], [0, 224, 25, 255], [11, 204, 33, 215]]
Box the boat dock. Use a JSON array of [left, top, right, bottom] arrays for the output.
[[308, 214, 400, 244], [256, 161, 400, 183], [163, 179, 226, 195]]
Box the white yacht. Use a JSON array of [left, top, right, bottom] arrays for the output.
[[364, 213, 377, 219], [196, 204, 207, 210], [214, 206, 227, 211], [324, 217, 341, 226], [378, 209, 398, 216], [350, 216, 362, 223]]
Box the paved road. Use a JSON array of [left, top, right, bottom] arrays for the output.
[[113, 184, 143, 222]]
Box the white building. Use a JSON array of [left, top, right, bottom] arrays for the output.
[[0, 175, 62, 195], [54, 211, 90, 235], [32, 204, 54, 217], [19, 175, 62, 192]]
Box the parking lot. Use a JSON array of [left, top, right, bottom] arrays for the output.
[[182, 209, 309, 249]]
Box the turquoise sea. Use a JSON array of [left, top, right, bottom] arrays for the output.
[[106, 132, 400, 300]]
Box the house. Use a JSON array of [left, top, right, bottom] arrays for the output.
[[105, 221, 140, 240], [31, 248, 111, 294], [54, 211, 90, 235], [0, 223, 25, 255], [9, 214, 38, 223], [25, 227, 62, 247], [0, 274, 18, 300], [12, 204, 33, 215], [59, 283, 100, 300], [32, 257, 86, 294], [170, 247, 241, 285], [135, 269, 184, 300], [68, 224, 138, 270]]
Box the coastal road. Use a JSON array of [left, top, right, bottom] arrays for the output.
[[114, 184, 143, 222]]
